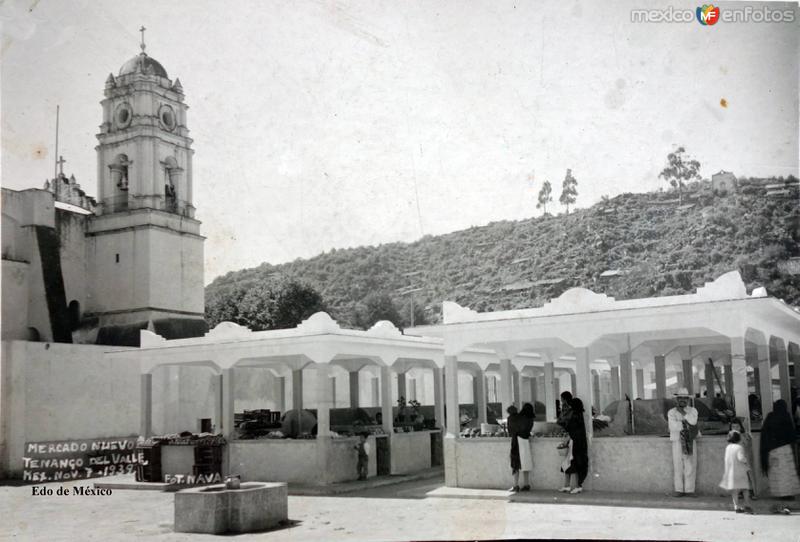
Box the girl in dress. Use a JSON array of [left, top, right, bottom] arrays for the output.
[[719, 430, 753, 514]]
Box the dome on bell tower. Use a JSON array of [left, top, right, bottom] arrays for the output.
[[118, 52, 168, 78]]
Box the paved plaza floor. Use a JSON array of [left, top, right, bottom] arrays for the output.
[[1, 475, 798, 541]]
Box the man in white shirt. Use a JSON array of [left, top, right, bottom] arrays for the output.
[[667, 388, 699, 497]]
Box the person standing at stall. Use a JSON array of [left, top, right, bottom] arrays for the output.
[[354, 432, 370, 481], [668, 388, 699, 497], [558, 391, 573, 428], [517, 403, 536, 491], [563, 398, 589, 494], [507, 405, 534, 492], [759, 399, 800, 509]]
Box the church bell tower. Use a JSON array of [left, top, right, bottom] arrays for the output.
[[87, 29, 206, 343]]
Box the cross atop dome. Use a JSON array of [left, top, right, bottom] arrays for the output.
[[139, 25, 146, 52]]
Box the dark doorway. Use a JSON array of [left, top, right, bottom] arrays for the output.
[[375, 435, 390, 475]]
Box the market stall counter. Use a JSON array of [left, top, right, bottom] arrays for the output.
[[448, 432, 769, 496], [136, 433, 226, 485]]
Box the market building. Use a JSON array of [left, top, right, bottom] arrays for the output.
[[407, 271, 800, 495]]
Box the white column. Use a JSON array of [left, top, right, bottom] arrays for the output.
[[316, 364, 333, 485], [730, 337, 751, 433], [475, 371, 488, 424], [655, 355, 666, 399], [292, 369, 303, 409], [214, 373, 223, 432], [529, 377, 538, 405], [349, 370, 360, 408], [277, 376, 286, 412], [635, 368, 644, 399], [433, 367, 445, 429], [444, 358, 460, 435], [772, 340, 791, 402], [444, 356, 460, 487], [221, 368, 235, 440], [371, 377, 380, 407], [757, 345, 773, 416], [316, 365, 332, 437], [619, 352, 633, 400], [543, 362, 556, 422], [592, 372, 601, 411], [330, 377, 337, 408], [570, 372, 577, 395], [513, 369, 522, 409], [380, 366, 394, 435], [140, 373, 152, 437], [499, 358, 514, 415], [575, 347, 593, 440], [610, 366, 621, 400]]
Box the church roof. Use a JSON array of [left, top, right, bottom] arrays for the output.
[[118, 52, 168, 78]]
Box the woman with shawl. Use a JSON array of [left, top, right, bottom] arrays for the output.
[[507, 403, 535, 492], [759, 399, 800, 502], [564, 397, 589, 494]]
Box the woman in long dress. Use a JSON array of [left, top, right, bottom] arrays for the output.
[[507, 404, 535, 492], [759, 399, 800, 503], [564, 398, 589, 494]]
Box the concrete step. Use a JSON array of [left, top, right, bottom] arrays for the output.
[[93, 467, 445, 495], [290, 467, 444, 496], [427, 486, 797, 514]]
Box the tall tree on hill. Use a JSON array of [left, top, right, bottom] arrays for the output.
[[536, 180, 553, 215], [659, 146, 701, 205], [205, 278, 326, 330], [559, 169, 579, 214]]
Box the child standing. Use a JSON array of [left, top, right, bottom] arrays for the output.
[[354, 433, 369, 481], [719, 430, 753, 514]]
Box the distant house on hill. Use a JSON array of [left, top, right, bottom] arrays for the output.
[[765, 177, 800, 199], [498, 280, 535, 293], [599, 269, 628, 281], [711, 171, 737, 193]]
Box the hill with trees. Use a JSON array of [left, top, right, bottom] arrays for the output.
[[206, 177, 800, 330]]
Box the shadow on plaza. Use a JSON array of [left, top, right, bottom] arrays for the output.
[[301, 475, 800, 516], [158, 519, 303, 537]]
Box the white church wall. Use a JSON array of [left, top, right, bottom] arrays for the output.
[[0, 341, 140, 477], [1, 261, 31, 341], [2, 189, 56, 341], [56, 210, 90, 315], [86, 228, 146, 316], [146, 227, 204, 316]]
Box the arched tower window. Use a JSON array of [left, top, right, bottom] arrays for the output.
[[163, 156, 180, 213], [110, 154, 130, 191], [109, 154, 131, 212]]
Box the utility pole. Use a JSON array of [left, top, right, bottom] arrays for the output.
[[54, 105, 60, 180]]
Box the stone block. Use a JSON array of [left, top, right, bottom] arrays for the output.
[[174, 482, 288, 534]]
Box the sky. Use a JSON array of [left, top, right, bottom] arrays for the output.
[[2, 0, 798, 283]]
